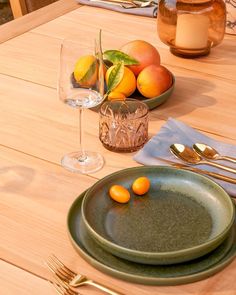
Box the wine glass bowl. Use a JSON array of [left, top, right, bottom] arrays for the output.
[[58, 39, 104, 174], [58, 40, 104, 108]]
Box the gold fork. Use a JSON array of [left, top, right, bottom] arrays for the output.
[[51, 276, 79, 295], [46, 255, 124, 295], [90, 0, 137, 8], [52, 282, 75, 295]]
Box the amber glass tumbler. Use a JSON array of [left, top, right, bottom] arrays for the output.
[[157, 0, 226, 58], [99, 99, 149, 153]]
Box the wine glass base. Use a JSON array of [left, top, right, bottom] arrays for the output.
[[61, 151, 104, 174]]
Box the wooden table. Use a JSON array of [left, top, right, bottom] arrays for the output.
[[1, 0, 236, 294]]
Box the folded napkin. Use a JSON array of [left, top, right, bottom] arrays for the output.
[[133, 118, 236, 197], [77, 0, 158, 17]]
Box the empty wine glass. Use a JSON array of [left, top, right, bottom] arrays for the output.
[[58, 39, 104, 173]]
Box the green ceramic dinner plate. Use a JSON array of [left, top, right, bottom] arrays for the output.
[[67, 191, 236, 286], [81, 166, 235, 265]]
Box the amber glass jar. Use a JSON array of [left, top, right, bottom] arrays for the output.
[[157, 0, 226, 57]]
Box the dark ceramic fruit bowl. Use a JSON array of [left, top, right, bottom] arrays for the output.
[[81, 166, 235, 265], [91, 72, 175, 112]]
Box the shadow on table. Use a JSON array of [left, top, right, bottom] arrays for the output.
[[149, 76, 217, 121], [199, 42, 236, 66], [0, 166, 35, 193]]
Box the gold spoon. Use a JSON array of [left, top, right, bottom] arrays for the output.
[[170, 144, 236, 174], [193, 143, 236, 164]]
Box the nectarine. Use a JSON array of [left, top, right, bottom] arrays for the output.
[[120, 40, 160, 76], [137, 65, 172, 98]]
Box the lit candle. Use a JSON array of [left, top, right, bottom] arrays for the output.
[[175, 14, 209, 49]]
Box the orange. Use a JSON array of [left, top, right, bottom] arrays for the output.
[[137, 65, 172, 98], [107, 91, 126, 101], [105, 65, 136, 97], [120, 40, 160, 76], [132, 176, 150, 195], [109, 185, 131, 203], [74, 55, 98, 87]]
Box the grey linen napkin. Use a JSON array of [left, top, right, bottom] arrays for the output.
[[77, 0, 158, 17], [133, 118, 236, 196]]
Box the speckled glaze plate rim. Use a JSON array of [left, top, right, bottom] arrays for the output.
[[67, 191, 236, 286], [81, 166, 235, 264]]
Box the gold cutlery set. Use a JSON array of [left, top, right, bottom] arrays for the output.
[[90, 0, 156, 9], [168, 143, 236, 184]]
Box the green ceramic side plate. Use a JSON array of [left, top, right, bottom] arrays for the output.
[[81, 166, 235, 265], [67, 191, 236, 286]]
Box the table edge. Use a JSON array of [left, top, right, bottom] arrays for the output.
[[0, 0, 81, 44]]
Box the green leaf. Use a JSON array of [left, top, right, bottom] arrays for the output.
[[78, 60, 97, 84], [107, 62, 124, 93], [104, 50, 139, 65]]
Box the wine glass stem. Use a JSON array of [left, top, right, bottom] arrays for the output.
[[78, 107, 87, 162]]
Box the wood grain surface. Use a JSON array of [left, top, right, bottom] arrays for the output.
[[0, 2, 236, 294]]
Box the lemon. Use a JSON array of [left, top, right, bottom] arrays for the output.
[[74, 55, 98, 87]]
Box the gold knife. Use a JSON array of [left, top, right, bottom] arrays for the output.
[[156, 157, 236, 184]]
